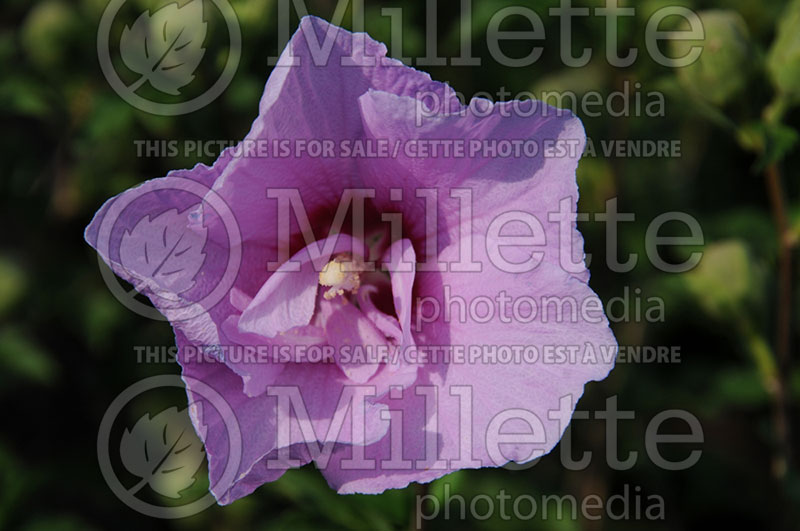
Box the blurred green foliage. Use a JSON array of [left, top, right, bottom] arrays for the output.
[[1, 0, 799, 529], [672, 10, 754, 106]]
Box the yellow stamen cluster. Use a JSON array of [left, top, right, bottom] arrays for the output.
[[319, 254, 364, 300]]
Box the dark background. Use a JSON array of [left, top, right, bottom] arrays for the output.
[[1, 0, 799, 529]]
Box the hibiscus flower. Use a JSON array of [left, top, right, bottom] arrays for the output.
[[85, 16, 616, 503]]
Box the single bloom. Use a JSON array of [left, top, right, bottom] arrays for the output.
[[86, 16, 617, 503]]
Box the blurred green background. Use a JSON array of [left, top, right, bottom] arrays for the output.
[[1, 0, 799, 529]]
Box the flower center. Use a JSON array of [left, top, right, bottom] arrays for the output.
[[319, 253, 365, 300]]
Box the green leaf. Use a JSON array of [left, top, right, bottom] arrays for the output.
[[672, 10, 754, 107], [0, 257, 26, 316], [760, 123, 800, 168], [736, 121, 799, 168], [682, 240, 755, 319], [0, 327, 57, 386], [767, 0, 800, 101], [656, 76, 736, 132], [20, 0, 80, 71], [0, 76, 54, 119]]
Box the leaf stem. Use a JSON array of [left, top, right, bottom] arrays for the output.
[[764, 161, 794, 478]]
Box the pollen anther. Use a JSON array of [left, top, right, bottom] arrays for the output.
[[319, 254, 364, 300]]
